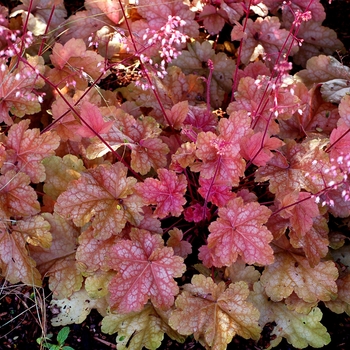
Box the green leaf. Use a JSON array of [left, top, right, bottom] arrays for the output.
[[50, 345, 61, 350], [57, 327, 70, 345]]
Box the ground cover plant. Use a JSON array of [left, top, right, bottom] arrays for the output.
[[1, 0, 350, 349]]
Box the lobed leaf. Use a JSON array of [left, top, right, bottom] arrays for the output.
[[0, 57, 45, 124], [102, 304, 184, 350], [261, 237, 338, 302], [135, 169, 187, 219], [108, 229, 185, 313], [1, 120, 60, 183], [55, 162, 143, 240], [169, 275, 261, 350], [0, 170, 40, 218], [202, 197, 274, 267], [250, 282, 331, 349]]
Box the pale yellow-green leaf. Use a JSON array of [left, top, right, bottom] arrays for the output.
[[43, 155, 85, 200], [250, 282, 330, 349], [102, 304, 183, 350], [85, 270, 114, 299], [51, 289, 108, 326]]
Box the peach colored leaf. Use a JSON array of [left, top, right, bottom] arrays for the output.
[[293, 21, 344, 68], [198, 244, 217, 269], [232, 16, 298, 67], [289, 216, 329, 268], [250, 282, 331, 348], [1, 120, 60, 183], [326, 247, 350, 315], [0, 170, 40, 218], [50, 94, 82, 142], [206, 197, 273, 267], [85, 0, 121, 24], [295, 55, 350, 89], [43, 155, 85, 200], [0, 220, 41, 285], [279, 191, 320, 238], [225, 258, 261, 288], [29, 213, 82, 299], [185, 105, 218, 133], [171, 141, 197, 170], [169, 275, 261, 349], [48, 38, 104, 89], [14, 215, 51, 249], [135, 169, 187, 219], [0, 57, 44, 124], [325, 272, 350, 315], [135, 206, 163, 235], [166, 101, 189, 130], [87, 110, 169, 175], [261, 240, 338, 302], [240, 132, 284, 166], [136, 0, 198, 39], [220, 1, 245, 22], [264, 0, 325, 27], [108, 229, 185, 313], [195, 110, 250, 186], [76, 101, 114, 138], [102, 304, 185, 350], [55, 163, 143, 240], [256, 138, 342, 199], [166, 66, 205, 105], [58, 9, 107, 45], [167, 228, 192, 259], [76, 227, 121, 274], [279, 83, 339, 139], [228, 76, 299, 134], [130, 137, 170, 176]]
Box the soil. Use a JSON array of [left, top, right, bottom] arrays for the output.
[[1, 0, 350, 349]]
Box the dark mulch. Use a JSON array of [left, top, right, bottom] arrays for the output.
[[1, 278, 350, 350]]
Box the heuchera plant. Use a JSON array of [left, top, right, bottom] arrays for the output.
[[1, 0, 350, 349]]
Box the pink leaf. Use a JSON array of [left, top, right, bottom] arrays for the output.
[[240, 131, 284, 166], [166, 101, 189, 130], [77, 101, 114, 138], [167, 228, 192, 258], [108, 229, 185, 313], [135, 169, 187, 219], [205, 197, 274, 267], [195, 110, 250, 186], [198, 177, 236, 207], [1, 120, 60, 183]]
